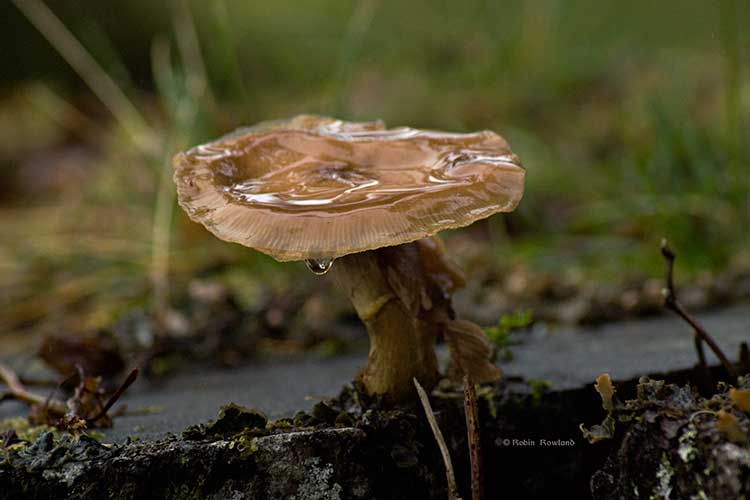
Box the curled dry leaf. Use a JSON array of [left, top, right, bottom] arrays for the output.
[[595, 373, 615, 412], [444, 319, 501, 384], [381, 238, 462, 318], [38, 334, 125, 380], [417, 236, 466, 299], [580, 415, 616, 444], [729, 388, 750, 413], [580, 373, 617, 443], [717, 410, 747, 444]]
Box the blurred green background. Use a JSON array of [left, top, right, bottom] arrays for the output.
[[1, 0, 748, 346]]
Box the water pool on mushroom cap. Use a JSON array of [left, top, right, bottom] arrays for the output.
[[173, 115, 524, 263]]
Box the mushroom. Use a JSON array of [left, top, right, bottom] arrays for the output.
[[173, 115, 525, 402]]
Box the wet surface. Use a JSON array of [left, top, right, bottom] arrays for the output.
[[172, 115, 525, 261], [186, 124, 521, 214], [304, 257, 334, 274]]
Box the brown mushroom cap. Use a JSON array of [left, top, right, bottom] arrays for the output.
[[173, 115, 525, 262]]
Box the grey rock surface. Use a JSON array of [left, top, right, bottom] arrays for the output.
[[504, 304, 750, 389], [2, 305, 748, 442], [0, 426, 371, 500]]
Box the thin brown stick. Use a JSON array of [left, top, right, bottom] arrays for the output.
[[0, 363, 67, 415], [463, 375, 483, 500], [87, 368, 139, 424], [691, 333, 712, 389], [2, 429, 18, 449], [414, 378, 461, 500], [693, 334, 708, 370], [739, 342, 750, 374], [661, 241, 738, 382]]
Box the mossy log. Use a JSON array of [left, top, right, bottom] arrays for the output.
[[589, 376, 750, 499], [1, 379, 602, 500]]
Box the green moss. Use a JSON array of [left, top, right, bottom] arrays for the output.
[[477, 385, 498, 418], [183, 403, 268, 440], [0, 417, 53, 443], [528, 378, 551, 406], [311, 401, 338, 425], [228, 431, 258, 460], [485, 310, 533, 361], [314, 338, 348, 358], [164, 483, 202, 500]]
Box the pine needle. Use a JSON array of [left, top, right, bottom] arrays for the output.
[[414, 377, 461, 500]]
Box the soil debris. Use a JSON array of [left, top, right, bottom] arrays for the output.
[[589, 375, 750, 499], [0, 363, 138, 431]]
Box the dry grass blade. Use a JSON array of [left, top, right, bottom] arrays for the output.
[[150, 152, 176, 316], [414, 377, 461, 500], [463, 375, 483, 500], [10, 0, 158, 154], [173, 0, 213, 105]]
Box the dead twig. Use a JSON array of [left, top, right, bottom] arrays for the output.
[[0, 363, 67, 415], [693, 334, 708, 370], [18, 376, 59, 388], [0, 362, 139, 429], [463, 375, 483, 500], [87, 368, 139, 424], [2, 429, 19, 449], [740, 342, 750, 374], [414, 378, 461, 500], [691, 333, 713, 391], [661, 240, 738, 382]]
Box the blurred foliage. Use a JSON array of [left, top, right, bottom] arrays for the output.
[[486, 309, 533, 361], [0, 0, 748, 343]]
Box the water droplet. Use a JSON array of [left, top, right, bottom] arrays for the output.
[[304, 257, 334, 275]]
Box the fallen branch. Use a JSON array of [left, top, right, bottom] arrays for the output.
[[660, 240, 738, 383], [0, 363, 67, 415], [414, 377, 461, 500], [463, 375, 483, 500], [1, 429, 19, 449], [0, 362, 139, 429], [87, 368, 139, 424]]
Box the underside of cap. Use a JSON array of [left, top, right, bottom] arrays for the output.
[[173, 115, 525, 262]]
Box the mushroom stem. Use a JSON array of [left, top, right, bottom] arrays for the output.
[[333, 247, 440, 402]]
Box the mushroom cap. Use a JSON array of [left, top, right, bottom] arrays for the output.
[[173, 115, 525, 262]]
